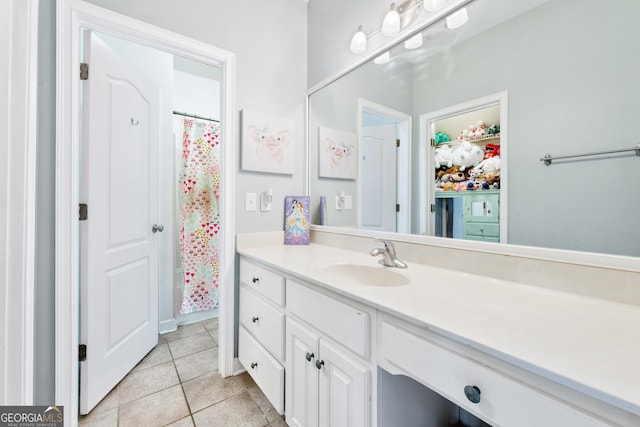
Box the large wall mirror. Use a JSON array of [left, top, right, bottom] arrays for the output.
[[308, 0, 640, 257]]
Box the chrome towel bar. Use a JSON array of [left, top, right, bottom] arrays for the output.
[[541, 143, 640, 166]]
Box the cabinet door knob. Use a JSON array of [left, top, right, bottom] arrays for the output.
[[252, 277, 259, 283], [464, 385, 481, 404], [152, 224, 164, 233], [250, 362, 258, 369], [252, 316, 259, 323], [315, 359, 325, 370], [305, 352, 314, 362]]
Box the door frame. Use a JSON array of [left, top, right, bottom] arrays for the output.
[[1, 0, 39, 405], [418, 91, 508, 240], [357, 99, 412, 234], [55, 0, 237, 421]]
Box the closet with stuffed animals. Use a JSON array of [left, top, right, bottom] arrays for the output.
[[431, 103, 502, 243]]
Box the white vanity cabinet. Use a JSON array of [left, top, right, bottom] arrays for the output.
[[237, 258, 286, 414], [286, 280, 372, 427]]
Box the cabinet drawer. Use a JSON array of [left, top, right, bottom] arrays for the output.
[[240, 258, 285, 306], [379, 321, 607, 427], [240, 286, 285, 360], [287, 280, 370, 358], [239, 326, 285, 414], [465, 222, 499, 237]]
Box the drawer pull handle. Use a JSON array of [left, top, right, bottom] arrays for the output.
[[250, 362, 258, 369], [464, 385, 481, 404], [305, 352, 314, 362], [315, 359, 325, 370], [252, 277, 259, 283], [252, 316, 259, 323]]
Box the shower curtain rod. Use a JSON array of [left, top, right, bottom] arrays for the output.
[[173, 110, 219, 123]]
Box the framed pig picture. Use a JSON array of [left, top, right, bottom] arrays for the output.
[[318, 126, 357, 179], [241, 109, 295, 174]]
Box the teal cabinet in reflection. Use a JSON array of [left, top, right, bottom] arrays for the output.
[[435, 190, 500, 243]]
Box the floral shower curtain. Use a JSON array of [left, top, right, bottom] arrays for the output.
[[179, 118, 221, 314]]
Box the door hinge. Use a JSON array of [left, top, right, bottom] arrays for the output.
[[79, 203, 88, 221], [430, 138, 436, 147], [430, 203, 436, 213], [396, 204, 400, 212], [396, 139, 400, 148], [79, 344, 87, 362], [80, 63, 89, 80]]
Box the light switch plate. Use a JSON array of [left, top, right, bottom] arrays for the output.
[[245, 193, 257, 211]]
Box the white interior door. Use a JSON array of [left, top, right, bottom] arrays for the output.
[[361, 124, 397, 232], [79, 32, 160, 414]]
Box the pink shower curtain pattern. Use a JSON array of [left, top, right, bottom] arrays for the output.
[[179, 118, 221, 314]]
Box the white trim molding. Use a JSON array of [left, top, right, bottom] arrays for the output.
[[56, 1, 236, 423], [1, 0, 39, 405]]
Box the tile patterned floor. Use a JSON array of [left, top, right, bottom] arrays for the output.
[[79, 318, 287, 427]]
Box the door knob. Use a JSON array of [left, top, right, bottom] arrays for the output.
[[152, 224, 164, 233]]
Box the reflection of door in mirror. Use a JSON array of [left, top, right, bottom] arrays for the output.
[[422, 92, 507, 243], [359, 100, 412, 234], [361, 122, 397, 232]]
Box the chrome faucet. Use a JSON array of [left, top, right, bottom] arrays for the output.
[[369, 238, 407, 268]]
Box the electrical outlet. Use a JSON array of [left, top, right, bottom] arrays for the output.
[[335, 195, 343, 211], [344, 195, 353, 210], [245, 193, 257, 211], [260, 192, 272, 212]]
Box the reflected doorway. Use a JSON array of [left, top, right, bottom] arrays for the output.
[[358, 99, 412, 234], [420, 92, 508, 243]]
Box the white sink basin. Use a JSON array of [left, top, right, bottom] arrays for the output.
[[314, 262, 410, 287]]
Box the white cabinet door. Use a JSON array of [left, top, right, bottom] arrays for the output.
[[318, 339, 370, 427], [286, 318, 320, 427]]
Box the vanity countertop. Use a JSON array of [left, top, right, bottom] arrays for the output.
[[237, 242, 640, 417]]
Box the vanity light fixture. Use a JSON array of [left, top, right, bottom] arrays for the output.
[[350, 0, 423, 53], [404, 32, 423, 49], [382, 3, 402, 36], [445, 7, 469, 29], [423, 0, 448, 12], [374, 51, 391, 64], [350, 25, 367, 54]]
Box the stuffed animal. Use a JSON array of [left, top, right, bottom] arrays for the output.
[[485, 124, 500, 135], [467, 180, 483, 190], [434, 132, 451, 144], [452, 141, 484, 171], [472, 121, 486, 138], [483, 143, 500, 158], [441, 182, 455, 191], [474, 155, 501, 174], [434, 144, 454, 169], [439, 165, 467, 183], [482, 171, 500, 185]]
